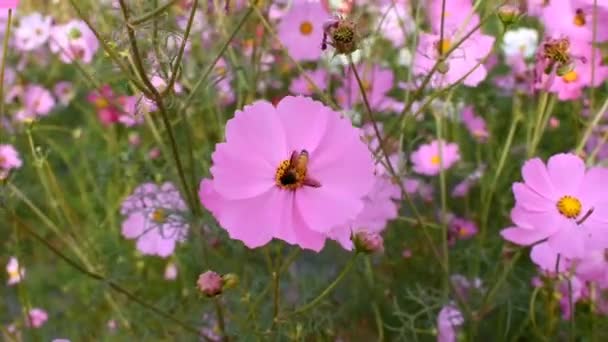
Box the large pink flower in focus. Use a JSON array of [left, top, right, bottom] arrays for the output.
[[277, 1, 327, 61], [501, 154, 608, 259], [121, 182, 189, 258], [411, 139, 460, 176], [199, 96, 375, 251], [413, 30, 495, 88]]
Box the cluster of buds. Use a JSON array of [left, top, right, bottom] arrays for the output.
[[321, 15, 359, 55], [197, 270, 239, 297]]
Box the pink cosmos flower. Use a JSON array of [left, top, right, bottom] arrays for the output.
[[501, 153, 608, 259], [541, 0, 608, 43], [289, 69, 327, 96], [50, 20, 99, 64], [427, 0, 478, 33], [448, 216, 478, 245], [87, 85, 141, 127], [328, 174, 400, 250], [14, 84, 55, 122], [575, 250, 608, 287], [413, 29, 495, 88], [14, 13, 52, 51], [27, 308, 48, 328], [544, 39, 608, 100], [411, 140, 460, 176], [164, 262, 178, 280], [0, 0, 19, 9], [403, 177, 434, 201], [437, 304, 464, 342], [337, 64, 395, 111], [6, 256, 25, 285], [120, 182, 189, 258], [199, 96, 375, 251], [461, 106, 488, 142], [53, 81, 75, 106], [277, 0, 327, 61], [0, 144, 22, 177], [377, 0, 414, 47]]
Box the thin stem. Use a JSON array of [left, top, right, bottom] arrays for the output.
[[433, 112, 450, 301], [8, 212, 207, 338], [272, 271, 280, 326], [129, 0, 180, 26], [576, 96, 608, 154], [365, 258, 384, 341], [181, 6, 254, 112], [214, 298, 228, 342], [284, 254, 358, 317], [163, 0, 198, 97], [0, 9, 12, 132], [568, 277, 575, 342]]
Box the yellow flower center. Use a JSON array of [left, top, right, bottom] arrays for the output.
[[299, 21, 314, 36], [573, 9, 586, 27], [556, 195, 582, 219], [94, 97, 109, 109], [151, 209, 167, 223], [458, 227, 469, 237], [562, 70, 578, 83], [437, 38, 451, 55], [8, 268, 20, 279], [275, 150, 321, 190], [431, 155, 441, 166]]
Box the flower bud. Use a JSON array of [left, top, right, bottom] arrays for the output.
[[497, 5, 521, 26], [197, 270, 223, 297], [222, 273, 239, 290], [353, 231, 384, 254]]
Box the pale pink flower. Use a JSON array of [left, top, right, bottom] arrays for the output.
[[277, 1, 327, 61], [6, 256, 25, 285], [120, 182, 189, 258], [337, 64, 395, 111], [403, 177, 434, 201], [15, 84, 55, 122], [27, 308, 48, 328], [501, 154, 608, 259], [411, 140, 460, 176], [53, 81, 75, 106], [50, 20, 99, 64], [0, 144, 22, 178], [199, 96, 375, 251], [164, 262, 178, 280], [413, 29, 494, 88], [437, 304, 464, 342], [289, 69, 327, 96], [461, 106, 488, 142], [14, 13, 51, 51]]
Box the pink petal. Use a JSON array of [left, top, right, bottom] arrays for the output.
[[274, 198, 327, 252], [296, 186, 364, 233], [547, 224, 586, 259], [521, 158, 557, 199], [122, 212, 145, 239], [547, 153, 585, 195], [512, 182, 554, 212], [500, 226, 551, 245], [579, 167, 608, 207], [530, 242, 565, 272], [276, 96, 329, 153]]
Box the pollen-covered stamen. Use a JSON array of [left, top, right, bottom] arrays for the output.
[[436, 38, 451, 55], [556, 195, 582, 219], [573, 9, 586, 27], [300, 21, 314, 36], [431, 155, 441, 166], [275, 150, 321, 190], [562, 70, 578, 83]]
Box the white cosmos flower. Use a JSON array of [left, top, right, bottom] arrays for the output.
[[502, 27, 539, 59]]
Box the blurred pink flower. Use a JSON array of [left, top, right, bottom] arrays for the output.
[[337, 64, 395, 111], [277, 0, 327, 61], [14, 13, 51, 51], [377, 0, 414, 47], [15, 84, 55, 122], [197, 270, 223, 297], [574, 250, 608, 287], [437, 304, 464, 342], [414, 29, 494, 88], [27, 308, 48, 328], [448, 216, 478, 245], [501, 154, 608, 259], [199, 96, 374, 251], [53, 81, 75, 106], [541, 0, 608, 43], [403, 177, 434, 201], [329, 174, 400, 250], [289, 69, 327, 96], [50, 20, 99, 64], [461, 106, 488, 142], [6, 256, 25, 285], [411, 140, 460, 176], [87, 85, 142, 127], [120, 182, 189, 258], [0, 0, 19, 9], [0, 144, 22, 177], [164, 262, 178, 280], [427, 0, 478, 33]]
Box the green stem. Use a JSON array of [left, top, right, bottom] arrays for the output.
[[576, 96, 608, 154], [0, 9, 12, 133], [129, 0, 180, 26], [365, 258, 384, 341], [285, 254, 358, 317], [163, 0, 198, 96], [433, 112, 450, 301]]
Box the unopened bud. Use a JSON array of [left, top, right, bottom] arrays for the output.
[[197, 270, 223, 297], [353, 231, 384, 254], [437, 60, 450, 74], [222, 273, 239, 290], [497, 5, 521, 26]]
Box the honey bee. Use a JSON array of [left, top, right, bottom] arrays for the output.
[[279, 150, 321, 189]]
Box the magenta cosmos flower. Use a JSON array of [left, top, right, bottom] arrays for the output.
[[277, 0, 327, 61], [461, 106, 488, 142], [289, 68, 327, 96], [27, 308, 48, 328], [411, 140, 460, 176], [199, 96, 375, 251], [501, 154, 608, 259], [121, 182, 189, 258], [0, 144, 22, 176]]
